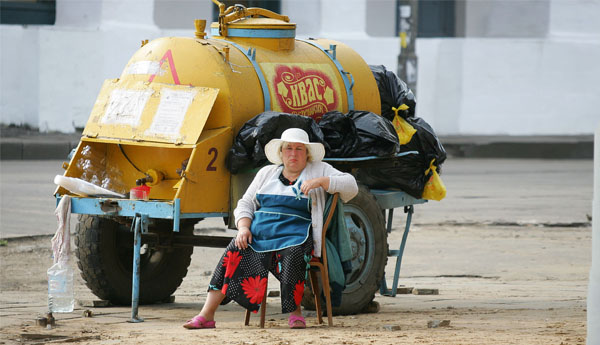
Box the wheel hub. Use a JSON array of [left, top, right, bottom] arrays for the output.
[[343, 205, 375, 293]]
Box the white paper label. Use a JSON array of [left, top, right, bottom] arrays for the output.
[[102, 89, 153, 126], [400, 5, 411, 18], [146, 89, 198, 137], [126, 61, 162, 76]]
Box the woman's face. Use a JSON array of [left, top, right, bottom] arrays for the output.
[[281, 142, 308, 173]]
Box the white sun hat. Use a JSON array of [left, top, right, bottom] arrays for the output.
[[264, 128, 325, 165]]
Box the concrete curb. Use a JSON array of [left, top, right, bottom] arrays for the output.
[[1, 140, 79, 160], [443, 140, 593, 159], [0, 135, 594, 160]]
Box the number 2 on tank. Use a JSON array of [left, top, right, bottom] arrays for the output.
[[207, 147, 218, 171]]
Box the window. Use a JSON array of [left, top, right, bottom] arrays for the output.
[[417, 0, 456, 37], [0, 0, 56, 25]]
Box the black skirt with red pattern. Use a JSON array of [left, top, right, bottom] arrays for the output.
[[208, 237, 313, 314]]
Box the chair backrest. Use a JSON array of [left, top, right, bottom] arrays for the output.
[[320, 193, 339, 263]]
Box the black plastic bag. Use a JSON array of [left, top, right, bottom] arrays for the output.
[[318, 111, 359, 158], [226, 112, 328, 174], [370, 65, 416, 121], [402, 117, 447, 169], [354, 116, 446, 198], [348, 110, 400, 157], [355, 152, 430, 199]]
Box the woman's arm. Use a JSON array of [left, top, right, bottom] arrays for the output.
[[233, 166, 275, 223], [235, 217, 252, 249], [301, 162, 358, 202], [299, 176, 330, 195], [322, 163, 358, 202], [233, 166, 277, 249]]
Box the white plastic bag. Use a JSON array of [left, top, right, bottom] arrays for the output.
[[48, 195, 74, 313]]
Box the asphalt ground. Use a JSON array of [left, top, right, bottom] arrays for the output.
[[0, 158, 592, 239]]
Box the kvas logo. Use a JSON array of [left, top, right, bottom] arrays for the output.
[[273, 65, 338, 121]]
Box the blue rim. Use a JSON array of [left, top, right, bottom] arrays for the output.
[[297, 39, 355, 111], [211, 27, 295, 38], [213, 38, 271, 112], [343, 204, 375, 293]]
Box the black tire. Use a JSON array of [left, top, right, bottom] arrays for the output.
[[74, 215, 194, 305], [303, 186, 388, 315]]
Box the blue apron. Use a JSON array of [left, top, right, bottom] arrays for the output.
[[249, 167, 311, 253]]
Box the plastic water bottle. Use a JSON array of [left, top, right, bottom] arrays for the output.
[[47, 262, 74, 313]]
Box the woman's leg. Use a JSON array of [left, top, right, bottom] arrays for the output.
[[198, 290, 226, 321], [185, 240, 235, 324], [198, 239, 270, 316], [290, 305, 302, 317], [270, 240, 313, 318], [185, 239, 272, 328]]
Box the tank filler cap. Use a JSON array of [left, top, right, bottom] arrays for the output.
[[209, 1, 295, 39]]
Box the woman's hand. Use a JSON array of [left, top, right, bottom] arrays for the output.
[[235, 227, 252, 250], [300, 177, 330, 195]]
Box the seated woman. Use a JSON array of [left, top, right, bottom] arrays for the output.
[[183, 128, 358, 329]]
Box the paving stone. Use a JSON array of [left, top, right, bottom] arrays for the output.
[[396, 287, 414, 294], [383, 324, 401, 331], [428, 319, 451, 328], [267, 290, 280, 297], [77, 299, 110, 307], [412, 288, 439, 295]]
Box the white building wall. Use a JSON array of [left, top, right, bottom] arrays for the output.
[[417, 37, 600, 135], [464, 0, 550, 38], [0, 0, 599, 134], [549, 0, 600, 37], [0, 26, 40, 126], [416, 0, 600, 135]]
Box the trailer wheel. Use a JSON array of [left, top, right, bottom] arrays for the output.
[[303, 185, 387, 315], [74, 215, 194, 305]]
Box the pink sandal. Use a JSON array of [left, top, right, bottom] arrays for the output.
[[183, 315, 216, 329], [288, 315, 306, 329]]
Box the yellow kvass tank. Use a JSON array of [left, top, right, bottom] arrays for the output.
[[60, 1, 389, 315], [64, 2, 380, 215]]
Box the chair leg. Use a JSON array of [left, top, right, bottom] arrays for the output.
[[309, 269, 323, 324], [244, 309, 251, 326], [320, 269, 333, 326], [259, 281, 268, 328], [245, 277, 269, 327]]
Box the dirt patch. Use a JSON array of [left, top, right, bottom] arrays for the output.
[[0, 224, 589, 344]]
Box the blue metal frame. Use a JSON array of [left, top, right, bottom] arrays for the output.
[[56, 195, 227, 321], [56, 196, 227, 222], [370, 189, 426, 210], [213, 38, 271, 112], [127, 214, 146, 323], [370, 190, 427, 297], [324, 151, 418, 163], [297, 39, 355, 111]]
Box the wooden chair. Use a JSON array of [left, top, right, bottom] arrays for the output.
[[245, 193, 340, 328]]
